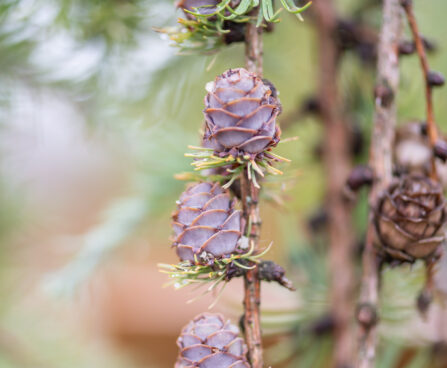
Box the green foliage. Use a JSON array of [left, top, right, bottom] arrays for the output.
[[157, 0, 311, 53], [182, 0, 312, 23], [1, 0, 447, 366]]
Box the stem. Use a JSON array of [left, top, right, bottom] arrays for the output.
[[242, 7, 263, 367], [401, 0, 438, 180], [245, 8, 263, 76], [357, 0, 402, 367], [241, 171, 263, 367], [313, 1, 355, 366]]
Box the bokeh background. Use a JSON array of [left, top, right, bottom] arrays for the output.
[[1, 0, 447, 367]]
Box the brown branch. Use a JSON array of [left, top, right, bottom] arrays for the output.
[[401, 0, 439, 180], [242, 8, 263, 367], [245, 8, 263, 76], [240, 171, 263, 368], [357, 0, 402, 367], [313, 1, 356, 367]]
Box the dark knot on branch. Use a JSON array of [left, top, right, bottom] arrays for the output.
[[356, 303, 379, 329]]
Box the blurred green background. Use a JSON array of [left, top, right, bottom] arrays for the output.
[[1, 0, 447, 367]]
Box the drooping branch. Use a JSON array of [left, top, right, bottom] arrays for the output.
[[356, 0, 402, 367], [313, 1, 356, 366], [400, 0, 439, 179], [400, 0, 446, 318], [241, 7, 264, 367]]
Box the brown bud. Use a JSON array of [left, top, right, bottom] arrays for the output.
[[399, 40, 415, 55], [346, 165, 374, 191], [356, 303, 378, 329], [427, 71, 445, 87], [399, 38, 436, 56], [307, 207, 328, 233], [309, 314, 335, 336], [301, 96, 321, 116], [434, 140, 447, 162], [422, 37, 437, 53], [374, 84, 394, 107], [258, 260, 295, 290]]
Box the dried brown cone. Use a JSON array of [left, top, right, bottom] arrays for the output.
[[374, 174, 447, 262], [203, 68, 281, 157], [175, 312, 249, 368], [172, 182, 243, 265]]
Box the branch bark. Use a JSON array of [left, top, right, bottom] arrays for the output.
[[242, 8, 263, 367], [313, 1, 355, 366], [356, 1, 402, 367], [245, 8, 263, 76]]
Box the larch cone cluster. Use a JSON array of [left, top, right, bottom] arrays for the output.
[[175, 313, 249, 368], [374, 174, 446, 262], [203, 68, 281, 156], [172, 182, 243, 265]]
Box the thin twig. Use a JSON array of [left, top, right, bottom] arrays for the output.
[[245, 9, 263, 76], [356, 1, 402, 367], [401, 0, 438, 179], [242, 7, 264, 367], [313, 0, 356, 366], [401, 0, 442, 317]]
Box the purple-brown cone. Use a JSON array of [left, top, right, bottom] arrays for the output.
[[203, 68, 281, 156], [172, 182, 243, 264], [374, 174, 446, 262], [175, 313, 249, 368]]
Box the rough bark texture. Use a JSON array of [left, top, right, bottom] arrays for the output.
[[314, 1, 355, 367], [245, 9, 263, 76], [240, 171, 263, 368], [357, 1, 402, 367], [242, 8, 263, 368]]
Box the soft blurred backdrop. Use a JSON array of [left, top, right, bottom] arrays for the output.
[[1, 0, 447, 367]]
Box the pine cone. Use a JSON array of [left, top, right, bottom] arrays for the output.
[[374, 174, 446, 262], [203, 68, 281, 156], [172, 182, 243, 264], [175, 313, 249, 368]]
